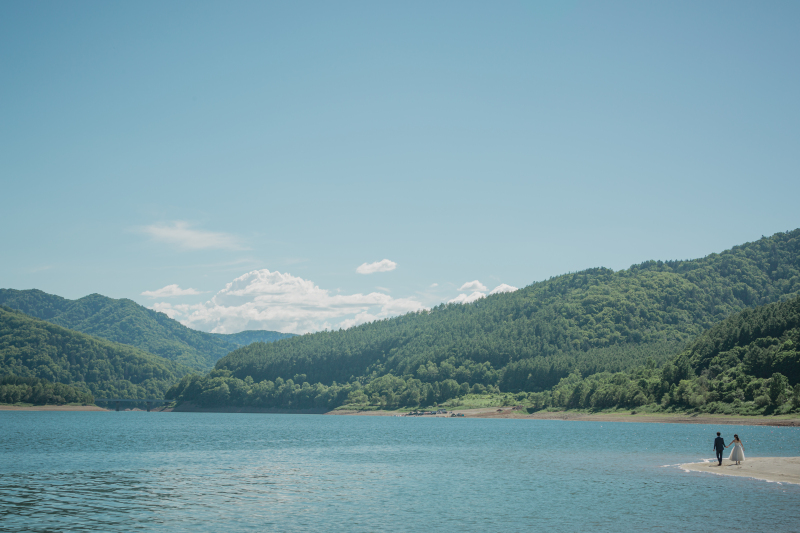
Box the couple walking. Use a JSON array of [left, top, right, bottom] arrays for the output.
[[713, 432, 745, 465]]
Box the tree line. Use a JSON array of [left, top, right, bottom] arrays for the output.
[[0, 375, 94, 405]]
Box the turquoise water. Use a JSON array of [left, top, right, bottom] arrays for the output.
[[1, 413, 799, 532]]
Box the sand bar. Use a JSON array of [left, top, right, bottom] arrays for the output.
[[680, 457, 800, 485]]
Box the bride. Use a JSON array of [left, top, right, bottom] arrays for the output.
[[728, 434, 745, 465]]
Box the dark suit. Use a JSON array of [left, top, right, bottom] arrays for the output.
[[713, 436, 726, 465]]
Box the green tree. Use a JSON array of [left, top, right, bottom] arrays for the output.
[[768, 373, 789, 405]]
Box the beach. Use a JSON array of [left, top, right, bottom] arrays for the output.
[[329, 407, 800, 426], [3, 404, 799, 428], [680, 457, 800, 485]]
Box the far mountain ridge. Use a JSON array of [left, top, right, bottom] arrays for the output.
[[0, 289, 295, 370]]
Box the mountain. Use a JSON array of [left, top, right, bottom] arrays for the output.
[[0, 306, 191, 399], [165, 229, 800, 410], [0, 290, 295, 370], [540, 294, 800, 415]]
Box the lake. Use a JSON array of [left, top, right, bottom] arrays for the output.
[[1, 412, 799, 532]]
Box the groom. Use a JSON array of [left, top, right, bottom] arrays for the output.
[[713, 432, 727, 465]]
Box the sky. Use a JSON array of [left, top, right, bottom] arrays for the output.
[[2, 1, 799, 334]]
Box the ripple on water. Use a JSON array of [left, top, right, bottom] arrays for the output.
[[1, 413, 799, 532]]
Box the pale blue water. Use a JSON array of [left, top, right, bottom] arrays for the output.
[[1, 413, 799, 532]]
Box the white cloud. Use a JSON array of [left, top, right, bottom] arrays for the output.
[[448, 292, 486, 304], [458, 280, 487, 292], [152, 269, 425, 334], [356, 259, 397, 274], [152, 302, 201, 319], [142, 221, 243, 250], [445, 282, 518, 305], [141, 284, 203, 298], [489, 283, 519, 295], [430, 283, 439, 288]]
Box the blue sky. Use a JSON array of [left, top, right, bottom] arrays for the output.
[[2, 1, 799, 333]]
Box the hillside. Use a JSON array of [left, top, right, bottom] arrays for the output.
[[0, 290, 295, 370], [539, 294, 800, 415], [0, 306, 191, 399], [165, 230, 800, 410]]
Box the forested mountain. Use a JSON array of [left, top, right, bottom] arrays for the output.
[[0, 306, 191, 399], [165, 230, 800, 410], [219, 230, 800, 387], [538, 294, 800, 415], [0, 289, 294, 370]]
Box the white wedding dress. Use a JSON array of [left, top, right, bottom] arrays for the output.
[[729, 443, 745, 462]]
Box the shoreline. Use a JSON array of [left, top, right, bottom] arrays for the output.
[[0, 404, 108, 411], [1, 404, 798, 427], [680, 457, 800, 485], [329, 407, 800, 426]]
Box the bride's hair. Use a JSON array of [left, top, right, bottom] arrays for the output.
[[734, 434, 739, 440]]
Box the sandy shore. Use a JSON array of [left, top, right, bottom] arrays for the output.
[[3, 403, 798, 426], [0, 404, 107, 411], [680, 457, 800, 485], [328, 407, 800, 426], [492, 409, 800, 426]]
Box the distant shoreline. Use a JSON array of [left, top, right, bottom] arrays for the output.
[[0, 404, 107, 411], [328, 408, 800, 426], [3, 404, 799, 427]]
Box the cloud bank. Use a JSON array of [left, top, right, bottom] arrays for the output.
[[448, 280, 519, 304], [152, 269, 424, 334], [141, 284, 203, 298], [142, 221, 243, 250], [489, 283, 518, 295], [448, 291, 485, 304], [356, 259, 397, 274]]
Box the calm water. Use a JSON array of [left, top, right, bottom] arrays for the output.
[[1, 413, 799, 532]]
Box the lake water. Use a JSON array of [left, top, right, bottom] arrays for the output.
[[1, 413, 799, 532]]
